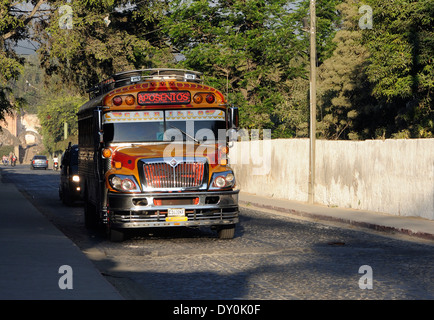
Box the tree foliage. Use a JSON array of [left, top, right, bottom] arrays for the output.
[[38, 0, 172, 94], [0, 0, 44, 123], [10, 55, 45, 114], [37, 95, 86, 154], [162, 0, 340, 138], [1, 0, 433, 140], [317, 0, 373, 140], [317, 0, 433, 139], [361, 0, 434, 138]]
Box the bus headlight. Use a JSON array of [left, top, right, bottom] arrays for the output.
[[109, 175, 141, 192], [209, 171, 235, 190]]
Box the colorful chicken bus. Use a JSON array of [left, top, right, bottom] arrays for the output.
[[77, 69, 239, 241]]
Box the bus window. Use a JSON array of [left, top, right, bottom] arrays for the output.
[[102, 110, 226, 143], [166, 120, 226, 143], [104, 121, 165, 143]]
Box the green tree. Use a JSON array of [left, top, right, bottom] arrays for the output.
[[317, 0, 433, 139], [38, 0, 172, 94], [162, 0, 342, 137], [162, 0, 306, 137], [10, 55, 46, 114], [37, 95, 86, 154], [317, 0, 373, 140], [297, 0, 343, 64], [362, 0, 434, 138], [0, 0, 47, 124]]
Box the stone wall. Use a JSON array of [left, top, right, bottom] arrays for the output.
[[230, 138, 434, 220]]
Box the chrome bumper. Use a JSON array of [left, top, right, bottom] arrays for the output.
[[107, 190, 239, 228]]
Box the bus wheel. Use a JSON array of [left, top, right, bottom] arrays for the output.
[[62, 187, 73, 206], [84, 198, 98, 229], [217, 225, 235, 239], [107, 227, 124, 242]]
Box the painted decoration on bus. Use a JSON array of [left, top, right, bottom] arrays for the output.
[[165, 109, 225, 121], [137, 91, 191, 105], [103, 111, 164, 123], [103, 110, 225, 123]]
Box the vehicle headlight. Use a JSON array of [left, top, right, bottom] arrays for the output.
[[72, 175, 80, 182], [209, 171, 236, 190], [214, 176, 226, 188], [225, 173, 234, 183], [109, 175, 141, 192]]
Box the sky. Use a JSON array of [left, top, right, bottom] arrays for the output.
[[11, 1, 50, 55], [15, 39, 39, 55]]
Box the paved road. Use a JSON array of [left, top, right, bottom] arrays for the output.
[[2, 165, 434, 300]]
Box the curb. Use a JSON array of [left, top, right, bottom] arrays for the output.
[[239, 199, 434, 242]]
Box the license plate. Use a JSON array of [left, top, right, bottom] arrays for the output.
[[166, 208, 187, 222], [167, 208, 185, 217]]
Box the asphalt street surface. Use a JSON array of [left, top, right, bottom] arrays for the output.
[[2, 165, 434, 300]]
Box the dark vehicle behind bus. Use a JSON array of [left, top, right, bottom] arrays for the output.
[[59, 144, 81, 205]]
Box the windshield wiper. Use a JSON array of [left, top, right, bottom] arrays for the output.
[[169, 124, 199, 143]]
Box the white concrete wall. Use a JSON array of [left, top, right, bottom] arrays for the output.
[[230, 138, 434, 220]]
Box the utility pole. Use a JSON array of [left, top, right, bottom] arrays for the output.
[[64, 122, 68, 140], [308, 0, 316, 204]]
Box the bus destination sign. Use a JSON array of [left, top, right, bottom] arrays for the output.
[[137, 91, 191, 105]]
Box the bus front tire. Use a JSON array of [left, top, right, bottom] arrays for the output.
[[107, 227, 124, 242], [84, 199, 98, 229], [217, 225, 235, 239]]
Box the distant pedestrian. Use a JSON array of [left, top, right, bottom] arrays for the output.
[[10, 154, 17, 166]]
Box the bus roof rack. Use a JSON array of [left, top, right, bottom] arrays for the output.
[[87, 68, 203, 99]]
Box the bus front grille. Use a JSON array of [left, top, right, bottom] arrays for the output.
[[141, 158, 206, 189]]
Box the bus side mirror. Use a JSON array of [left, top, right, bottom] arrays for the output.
[[94, 108, 104, 144], [227, 128, 238, 143], [228, 107, 239, 130]]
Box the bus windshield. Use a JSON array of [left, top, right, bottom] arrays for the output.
[[103, 109, 226, 143]]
